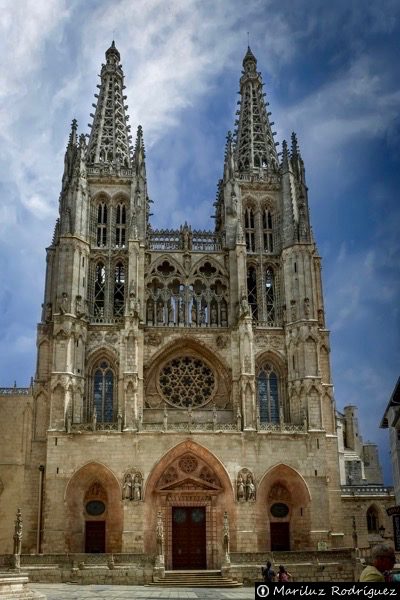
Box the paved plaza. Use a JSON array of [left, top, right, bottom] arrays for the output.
[[31, 584, 255, 600]]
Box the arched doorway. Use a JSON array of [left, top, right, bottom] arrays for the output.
[[258, 464, 312, 551], [64, 462, 123, 553], [144, 440, 234, 569]]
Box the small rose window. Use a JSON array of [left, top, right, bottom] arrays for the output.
[[159, 356, 215, 408]]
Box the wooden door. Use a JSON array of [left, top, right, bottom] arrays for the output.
[[270, 522, 290, 551], [85, 520, 106, 553], [172, 507, 206, 569]]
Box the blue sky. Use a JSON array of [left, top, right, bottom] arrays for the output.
[[0, 0, 399, 482]]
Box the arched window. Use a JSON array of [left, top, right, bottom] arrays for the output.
[[114, 262, 125, 316], [257, 364, 279, 423], [247, 266, 258, 320], [94, 263, 106, 317], [115, 203, 126, 247], [366, 507, 379, 533], [263, 209, 273, 253], [93, 360, 115, 422], [96, 203, 107, 247], [265, 267, 275, 325], [244, 208, 255, 252]]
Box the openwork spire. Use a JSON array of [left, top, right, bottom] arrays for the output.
[[86, 41, 132, 167], [234, 47, 279, 173]]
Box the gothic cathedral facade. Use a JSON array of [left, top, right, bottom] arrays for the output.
[[2, 42, 384, 568]]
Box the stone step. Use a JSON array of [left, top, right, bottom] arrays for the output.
[[152, 569, 242, 587]]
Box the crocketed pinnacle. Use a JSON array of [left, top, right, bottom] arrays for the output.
[[234, 47, 279, 173], [86, 42, 132, 167]]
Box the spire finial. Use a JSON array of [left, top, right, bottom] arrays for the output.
[[69, 119, 78, 145], [291, 131, 299, 157]]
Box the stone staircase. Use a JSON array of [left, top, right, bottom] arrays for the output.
[[152, 569, 242, 587]]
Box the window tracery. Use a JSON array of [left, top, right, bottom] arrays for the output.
[[145, 259, 228, 327], [366, 506, 379, 533], [89, 359, 116, 422], [94, 262, 106, 317], [115, 203, 126, 247], [247, 266, 258, 320], [159, 356, 215, 408], [265, 267, 275, 325], [114, 262, 125, 316], [257, 363, 280, 423], [244, 207, 255, 252], [97, 203, 107, 247], [263, 209, 273, 253]]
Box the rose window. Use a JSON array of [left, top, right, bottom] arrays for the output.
[[159, 356, 215, 408]]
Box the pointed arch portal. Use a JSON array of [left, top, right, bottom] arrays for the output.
[[144, 440, 233, 569]]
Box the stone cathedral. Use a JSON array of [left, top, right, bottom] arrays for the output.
[[0, 43, 393, 579]]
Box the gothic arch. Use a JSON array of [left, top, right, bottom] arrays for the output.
[[64, 461, 122, 553], [92, 190, 112, 204], [148, 255, 183, 277], [143, 440, 234, 569], [144, 337, 231, 410], [86, 346, 119, 371], [111, 191, 130, 205], [257, 463, 312, 550], [190, 256, 228, 279]]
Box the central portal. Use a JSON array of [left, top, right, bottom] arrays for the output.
[[172, 506, 206, 569]]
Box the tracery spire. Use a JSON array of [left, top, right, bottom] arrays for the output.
[[86, 41, 132, 167], [234, 47, 279, 173]]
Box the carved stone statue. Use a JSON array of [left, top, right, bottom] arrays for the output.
[[237, 474, 245, 502], [157, 302, 164, 324], [211, 305, 217, 325], [221, 303, 227, 325], [45, 303, 52, 323], [59, 292, 69, 314], [223, 511, 230, 561], [168, 300, 174, 324], [156, 511, 164, 557], [122, 474, 132, 500], [179, 300, 185, 325], [75, 295, 84, 317], [304, 297, 310, 317], [13, 508, 22, 555], [191, 302, 197, 325], [133, 474, 142, 501], [239, 293, 250, 318], [147, 301, 154, 323], [246, 474, 256, 502]]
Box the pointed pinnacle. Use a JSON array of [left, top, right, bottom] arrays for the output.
[[291, 131, 299, 156], [69, 119, 78, 145], [281, 139, 289, 168]]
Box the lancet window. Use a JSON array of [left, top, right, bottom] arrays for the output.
[[257, 364, 280, 423], [115, 203, 126, 247], [366, 507, 379, 533], [244, 208, 255, 252], [247, 266, 258, 319], [263, 209, 273, 252], [97, 203, 107, 247], [94, 263, 106, 317], [265, 267, 275, 325], [113, 262, 125, 316], [92, 359, 115, 422]]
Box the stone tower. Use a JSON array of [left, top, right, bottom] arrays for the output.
[[28, 43, 344, 563]]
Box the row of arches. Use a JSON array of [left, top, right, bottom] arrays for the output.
[[62, 442, 312, 559]]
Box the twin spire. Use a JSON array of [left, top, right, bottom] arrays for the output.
[[86, 41, 133, 167]]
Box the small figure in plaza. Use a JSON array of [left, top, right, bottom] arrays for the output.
[[122, 473, 132, 500], [237, 474, 245, 502], [246, 474, 256, 502], [278, 565, 291, 582], [262, 560, 276, 583], [133, 474, 142, 501]]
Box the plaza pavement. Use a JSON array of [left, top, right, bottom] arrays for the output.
[[31, 583, 255, 600]]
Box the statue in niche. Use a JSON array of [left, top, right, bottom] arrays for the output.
[[237, 474, 245, 502], [130, 208, 138, 238], [75, 295, 84, 317], [179, 300, 185, 324], [122, 474, 132, 500], [133, 474, 142, 501], [200, 306, 206, 325], [157, 302, 164, 324], [191, 302, 197, 325], [290, 300, 297, 321], [221, 303, 227, 325], [239, 293, 250, 318], [156, 511, 164, 557], [246, 474, 256, 502], [45, 303, 52, 323], [211, 305, 217, 325], [147, 301, 154, 322], [304, 297, 310, 317], [59, 292, 69, 314], [282, 304, 287, 325], [318, 309, 324, 327], [168, 300, 174, 324]]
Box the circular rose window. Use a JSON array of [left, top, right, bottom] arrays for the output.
[[159, 356, 215, 408]]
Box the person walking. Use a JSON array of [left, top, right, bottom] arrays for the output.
[[359, 544, 396, 582], [278, 565, 291, 581], [262, 560, 276, 582]]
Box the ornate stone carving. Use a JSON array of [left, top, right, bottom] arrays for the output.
[[148, 332, 162, 346], [159, 356, 215, 408], [237, 468, 256, 502], [122, 470, 143, 501], [13, 508, 22, 556], [216, 335, 228, 349], [178, 454, 198, 473]]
